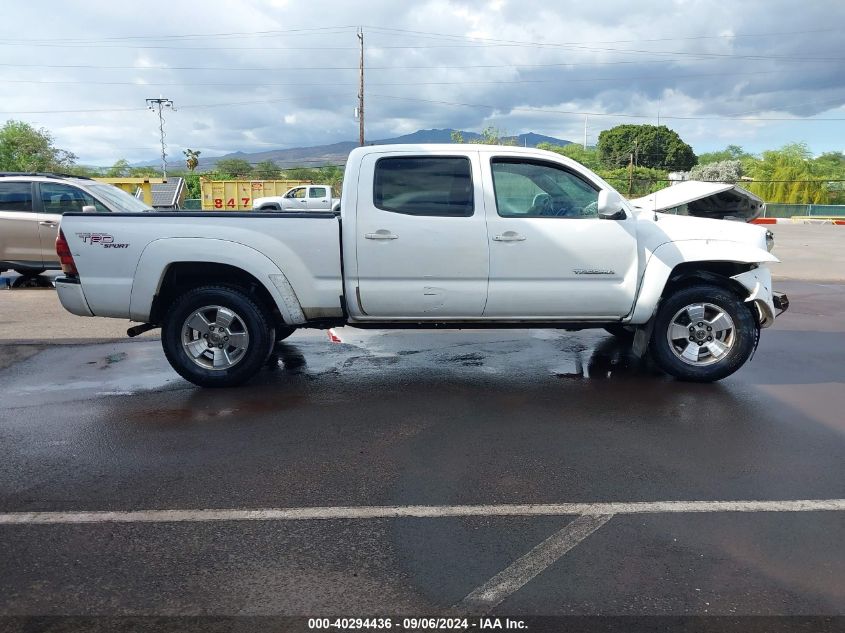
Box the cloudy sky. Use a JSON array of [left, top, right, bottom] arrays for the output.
[[3, 0, 845, 166]]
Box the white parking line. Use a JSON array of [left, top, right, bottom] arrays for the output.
[[456, 514, 613, 612], [0, 498, 843, 525]]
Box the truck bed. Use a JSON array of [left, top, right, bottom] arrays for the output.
[[59, 212, 343, 322]]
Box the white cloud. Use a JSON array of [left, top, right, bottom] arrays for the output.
[[2, 0, 843, 164]]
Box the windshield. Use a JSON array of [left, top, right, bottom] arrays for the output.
[[87, 184, 154, 213]]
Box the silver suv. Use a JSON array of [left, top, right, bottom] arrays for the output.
[[0, 173, 153, 275]]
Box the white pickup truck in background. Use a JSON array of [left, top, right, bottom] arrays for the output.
[[252, 184, 340, 212], [55, 144, 788, 387]]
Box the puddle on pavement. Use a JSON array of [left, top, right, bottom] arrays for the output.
[[0, 330, 660, 411]]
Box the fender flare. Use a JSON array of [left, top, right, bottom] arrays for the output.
[[629, 239, 778, 324], [128, 237, 306, 325]]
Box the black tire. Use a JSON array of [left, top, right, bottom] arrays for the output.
[[276, 325, 296, 343], [161, 285, 274, 387], [603, 324, 635, 343], [275, 326, 296, 342], [650, 284, 757, 382]]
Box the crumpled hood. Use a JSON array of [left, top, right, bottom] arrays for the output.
[[634, 208, 770, 253]]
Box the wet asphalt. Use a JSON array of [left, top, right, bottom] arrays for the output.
[[0, 280, 843, 618]]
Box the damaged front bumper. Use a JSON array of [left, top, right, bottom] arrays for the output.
[[730, 267, 788, 328]]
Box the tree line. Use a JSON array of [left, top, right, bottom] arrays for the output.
[[2, 119, 843, 204]]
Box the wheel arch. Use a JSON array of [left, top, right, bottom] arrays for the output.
[[629, 239, 776, 324], [129, 238, 306, 326]]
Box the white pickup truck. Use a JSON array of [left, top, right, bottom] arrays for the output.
[[55, 144, 787, 387], [252, 184, 340, 212]]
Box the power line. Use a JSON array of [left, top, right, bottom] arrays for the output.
[[365, 25, 843, 46], [0, 26, 358, 45], [0, 92, 353, 115], [0, 68, 795, 88], [2, 54, 841, 73], [1, 24, 835, 46], [370, 93, 845, 122]]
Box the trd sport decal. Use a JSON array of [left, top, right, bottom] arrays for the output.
[[76, 233, 130, 249]]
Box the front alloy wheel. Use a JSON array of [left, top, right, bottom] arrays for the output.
[[651, 284, 757, 382], [666, 302, 735, 366]]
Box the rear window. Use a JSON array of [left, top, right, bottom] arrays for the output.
[[0, 182, 33, 212], [373, 156, 473, 217]]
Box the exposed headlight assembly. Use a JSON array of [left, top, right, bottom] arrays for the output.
[[766, 229, 775, 252]]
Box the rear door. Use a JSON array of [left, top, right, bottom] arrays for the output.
[[483, 156, 639, 319], [354, 152, 489, 318], [306, 186, 331, 210], [0, 181, 41, 269]]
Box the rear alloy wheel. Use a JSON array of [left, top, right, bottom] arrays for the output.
[[650, 284, 756, 382], [162, 285, 274, 387]]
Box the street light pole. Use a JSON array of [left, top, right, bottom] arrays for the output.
[[146, 97, 176, 178]]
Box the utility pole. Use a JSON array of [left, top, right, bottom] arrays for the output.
[[146, 97, 175, 178], [583, 115, 588, 150], [357, 28, 365, 146], [628, 151, 634, 196]]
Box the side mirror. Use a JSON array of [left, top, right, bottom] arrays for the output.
[[81, 205, 97, 214], [597, 190, 626, 220]]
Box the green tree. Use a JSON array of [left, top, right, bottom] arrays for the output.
[[600, 166, 670, 196], [597, 124, 696, 171], [214, 158, 253, 179], [697, 144, 748, 165], [105, 159, 131, 177], [128, 165, 160, 178], [0, 120, 77, 171], [253, 159, 280, 179], [183, 149, 201, 172], [470, 126, 517, 146], [451, 126, 517, 145], [745, 142, 829, 204], [538, 143, 602, 171]]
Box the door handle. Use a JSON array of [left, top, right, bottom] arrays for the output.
[[493, 232, 526, 242], [364, 231, 399, 240], [39, 221, 59, 227]]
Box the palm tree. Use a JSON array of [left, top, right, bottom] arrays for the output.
[[184, 149, 201, 172]]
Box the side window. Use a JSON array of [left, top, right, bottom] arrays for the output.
[[309, 187, 328, 198], [40, 183, 98, 214], [0, 182, 33, 212], [373, 156, 473, 217], [287, 188, 306, 199], [491, 158, 599, 218]]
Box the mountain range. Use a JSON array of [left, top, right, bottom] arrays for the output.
[[167, 129, 572, 170]]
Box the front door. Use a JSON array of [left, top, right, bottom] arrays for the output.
[[354, 152, 489, 318], [284, 187, 308, 211], [483, 156, 639, 319]]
